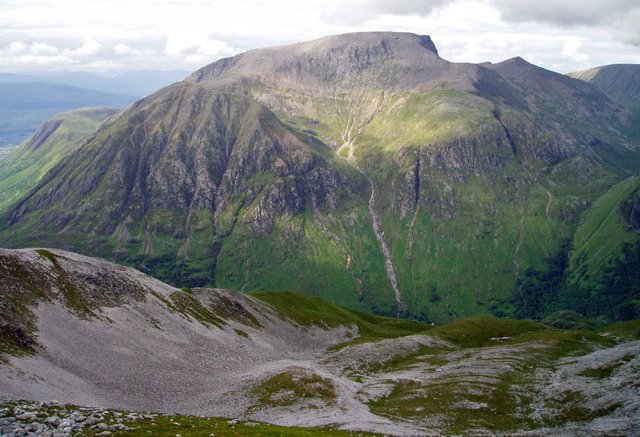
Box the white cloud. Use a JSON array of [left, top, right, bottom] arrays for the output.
[[0, 54, 73, 66], [113, 43, 155, 56], [0, 0, 637, 72], [562, 38, 589, 63], [8, 41, 27, 54], [29, 41, 59, 55], [164, 30, 208, 56], [63, 40, 102, 56], [491, 0, 637, 26], [184, 39, 236, 64], [114, 43, 134, 55]]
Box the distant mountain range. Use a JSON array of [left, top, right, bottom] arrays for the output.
[[0, 32, 638, 325], [0, 70, 189, 97], [0, 82, 132, 146], [0, 70, 188, 146]]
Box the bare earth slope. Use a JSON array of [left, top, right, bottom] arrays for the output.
[[1, 248, 639, 435]]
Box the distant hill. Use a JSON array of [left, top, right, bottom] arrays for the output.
[[0, 70, 189, 98], [0, 82, 132, 146], [569, 64, 640, 111], [0, 107, 116, 214]]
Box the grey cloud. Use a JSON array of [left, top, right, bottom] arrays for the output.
[[615, 9, 640, 46], [491, 0, 638, 26], [320, 0, 452, 25], [369, 0, 452, 16]]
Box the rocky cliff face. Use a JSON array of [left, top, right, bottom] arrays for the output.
[[1, 32, 639, 321], [3, 83, 369, 291]]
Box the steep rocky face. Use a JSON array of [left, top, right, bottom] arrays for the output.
[[1, 32, 639, 322], [3, 83, 371, 292], [9, 87, 346, 229]]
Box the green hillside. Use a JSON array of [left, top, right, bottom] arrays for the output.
[[565, 176, 640, 319], [0, 107, 116, 214], [514, 176, 640, 322]]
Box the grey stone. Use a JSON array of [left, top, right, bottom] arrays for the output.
[[44, 417, 60, 427]]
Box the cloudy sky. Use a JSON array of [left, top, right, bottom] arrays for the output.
[[1, 0, 639, 74]]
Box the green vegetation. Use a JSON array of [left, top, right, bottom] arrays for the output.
[[507, 177, 640, 322], [252, 367, 336, 408], [364, 317, 633, 435], [118, 415, 371, 437], [0, 107, 115, 214], [428, 317, 547, 348], [598, 319, 640, 340], [234, 328, 250, 338], [166, 290, 226, 328], [252, 291, 428, 343], [0, 252, 53, 356]]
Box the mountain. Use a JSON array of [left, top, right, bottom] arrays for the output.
[[0, 82, 134, 146], [1, 248, 639, 435], [1, 32, 639, 323], [569, 64, 640, 111], [0, 70, 189, 98], [0, 107, 117, 214]]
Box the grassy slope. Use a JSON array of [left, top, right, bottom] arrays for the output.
[[562, 176, 640, 318], [0, 107, 115, 214], [252, 290, 428, 342], [569, 176, 640, 282]]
